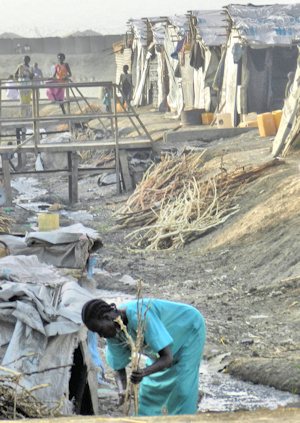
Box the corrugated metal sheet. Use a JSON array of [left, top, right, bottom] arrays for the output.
[[191, 10, 227, 47], [226, 4, 300, 46]]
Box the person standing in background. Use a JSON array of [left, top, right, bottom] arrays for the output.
[[119, 65, 133, 107], [46, 53, 71, 114], [15, 55, 34, 117], [5, 75, 19, 100], [33, 63, 43, 100]]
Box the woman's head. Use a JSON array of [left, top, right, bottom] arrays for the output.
[[82, 299, 120, 338], [123, 65, 129, 73], [23, 56, 30, 65], [57, 53, 65, 63]]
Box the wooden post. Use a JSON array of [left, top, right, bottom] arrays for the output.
[[68, 151, 78, 204], [113, 85, 121, 194], [2, 155, 13, 206], [119, 150, 133, 192], [66, 86, 72, 132], [0, 83, 2, 138], [32, 86, 39, 150], [241, 46, 249, 117]]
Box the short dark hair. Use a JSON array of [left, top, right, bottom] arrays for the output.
[[58, 53, 65, 60]]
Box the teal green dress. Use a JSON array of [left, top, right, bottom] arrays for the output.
[[106, 299, 206, 416]]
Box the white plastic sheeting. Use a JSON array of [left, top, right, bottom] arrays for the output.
[[0, 255, 96, 414], [226, 4, 300, 46], [194, 49, 212, 111], [164, 23, 185, 116], [191, 10, 227, 47], [219, 31, 239, 125], [151, 21, 167, 46], [0, 223, 102, 269], [272, 60, 300, 156], [129, 19, 148, 47]]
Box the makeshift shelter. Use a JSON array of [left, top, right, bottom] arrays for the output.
[[188, 10, 227, 112], [272, 45, 300, 157], [125, 17, 169, 109], [219, 3, 300, 127], [0, 254, 99, 418], [0, 223, 103, 270], [163, 15, 189, 117]]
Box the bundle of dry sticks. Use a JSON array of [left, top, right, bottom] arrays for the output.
[[0, 366, 63, 420], [115, 151, 283, 251]]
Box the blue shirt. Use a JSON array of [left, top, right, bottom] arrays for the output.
[[106, 299, 204, 370]]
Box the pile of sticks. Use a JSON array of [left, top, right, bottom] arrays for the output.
[[0, 366, 63, 420], [0, 214, 14, 233], [116, 150, 207, 228], [115, 152, 283, 251]]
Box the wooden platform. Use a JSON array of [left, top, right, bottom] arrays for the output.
[[0, 139, 152, 154]]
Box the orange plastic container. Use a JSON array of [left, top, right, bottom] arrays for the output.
[[272, 110, 282, 131], [116, 102, 126, 112], [257, 113, 277, 137], [201, 113, 214, 125]]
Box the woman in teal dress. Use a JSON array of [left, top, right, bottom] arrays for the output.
[[82, 298, 206, 416]]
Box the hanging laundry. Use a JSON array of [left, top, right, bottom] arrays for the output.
[[190, 40, 205, 70], [171, 36, 186, 60]]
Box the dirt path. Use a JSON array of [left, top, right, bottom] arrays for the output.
[[1, 89, 300, 417]]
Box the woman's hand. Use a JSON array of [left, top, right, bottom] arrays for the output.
[[117, 389, 126, 406], [130, 368, 145, 384]]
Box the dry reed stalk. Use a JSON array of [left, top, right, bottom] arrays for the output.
[[0, 363, 71, 419], [117, 157, 283, 248], [0, 214, 14, 233], [115, 150, 206, 222], [125, 171, 245, 251], [114, 280, 150, 416]]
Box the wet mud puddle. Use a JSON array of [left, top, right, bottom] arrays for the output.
[[198, 361, 299, 412]]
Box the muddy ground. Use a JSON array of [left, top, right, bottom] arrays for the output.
[[1, 53, 300, 418]]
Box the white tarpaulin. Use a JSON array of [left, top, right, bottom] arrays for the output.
[[0, 254, 96, 415], [226, 4, 300, 46], [191, 9, 227, 47], [0, 223, 102, 269]]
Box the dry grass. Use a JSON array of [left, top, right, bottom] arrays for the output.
[[0, 366, 64, 420]]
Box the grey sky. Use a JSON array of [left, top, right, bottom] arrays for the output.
[[1, 0, 295, 37]]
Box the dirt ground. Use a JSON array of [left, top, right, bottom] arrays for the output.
[[1, 53, 300, 420]]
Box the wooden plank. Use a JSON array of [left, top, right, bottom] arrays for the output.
[[68, 151, 79, 204], [119, 151, 133, 192]]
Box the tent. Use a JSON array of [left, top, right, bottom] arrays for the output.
[[126, 17, 169, 109], [189, 10, 227, 112], [272, 45, 300, 157], [163, 15, 189, 117], [0, 254, 99, 418], [219, 4, 300, 127]]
